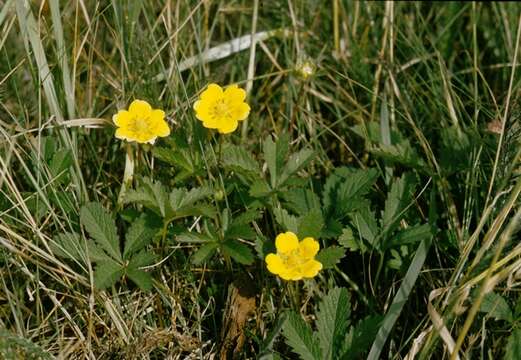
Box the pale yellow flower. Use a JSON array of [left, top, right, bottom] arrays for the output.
[[113, 100, 170, 144], [193, 83, 250, 134], [265, 232, 323, 281]]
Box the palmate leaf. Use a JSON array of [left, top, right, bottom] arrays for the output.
[[223, 144, 260, 175], [126, 251, 157, 291], [123, 214, 160, 259], [192, 242, 219, 265], [282, 312, 322, 360], [94, 259, 124, 289], [263, 134, 290, 189], [178, 187, 212, 209], [297, 209, 324, 239], [384, 223, 432, 250], [316, 287, 351, 360], [479, 292, 513, 323], [315, 246, 346, 269], [273, 207, 299, 234], [50, 232, 85, 262], [349, 206, 379, 250], [322, 167, 378, 219], [341, 316, 382, 360], [80, 202, 121, 262], [278, 148, 314, 187], [124, 177, 170, 217], [282, 188, 321, 216], [381, 173, 417, 236], [221, 239, 254, 265]]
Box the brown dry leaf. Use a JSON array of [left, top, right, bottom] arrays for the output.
[[219, 273, 258, 360]]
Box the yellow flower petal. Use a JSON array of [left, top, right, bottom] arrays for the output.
[[224, 84, 246, 102], [113, 110, 132, 127], [200, 83, 223, 101], [149, 110, 170, 137], [265, 254, 285, 275], [233, 102, 250, 121], [115, 127, 135, 141], [217, 119, 239, 134], [129, 99, 152, 119], [299, 237, 320, 259], [301, 260, 323, 278], [275, 232, 299, 254]]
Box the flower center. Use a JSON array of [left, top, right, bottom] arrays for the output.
[[133, 117, 150, 133], [280, 250, 307, 269], [210, 99, 232, 119]]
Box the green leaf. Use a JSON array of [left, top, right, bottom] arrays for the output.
[[50, 232, 85, 262], [338, 227, 367, 253], [123, 215, 159, 259], [179, 187, 211, 209], [192, 242, 218, 265], [385, 223, 432, 250], [282, 312, 322, 360], [282, 188, 322, 216], [250, 180, 272, 198], [263, 134, 289, 188], [341, 316, 382, 360], [480, 292, 513, 323], [279, 148, 314, 187], [323, 167, 378, 219], [128, 250, 158, 268], [80, 202, 121, 262], [273, 207, 299, 234], [316, 287, 351, 360], [382, 173, 417, 235], [126, 268, 153, 291], [222, 240, 254, 265], [297, 209, 324, 239], [504, 327, 521, 360], [49, 148, 72, 182], [315, 246, 346, 269], [125, 178, 170, 217], [223, 144, 260, 175], [367, 227, 433, 360], [94, 260, 124, 289], [177, 231, 215, 243], [349, 206, 379, 250], [371, 139, 427, 172], [152, 147, 194, 173]]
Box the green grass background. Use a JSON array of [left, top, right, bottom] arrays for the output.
[[1, 1, 521, 359]]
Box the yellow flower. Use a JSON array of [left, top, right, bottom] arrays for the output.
[[113, 100, 170, 144], [265, 232, 323, 281], [193, 83, 250, 134]]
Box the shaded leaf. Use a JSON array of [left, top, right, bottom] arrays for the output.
[[315, 246, 346, 269], [480, 292, 513, 323], [279, 148, 314, 187], [126, 268, 153, 291], [94, 260, 124, 289], [192, 242, 219, 265], [297, 209, 324, 239], [222, 239, 254, 265]]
